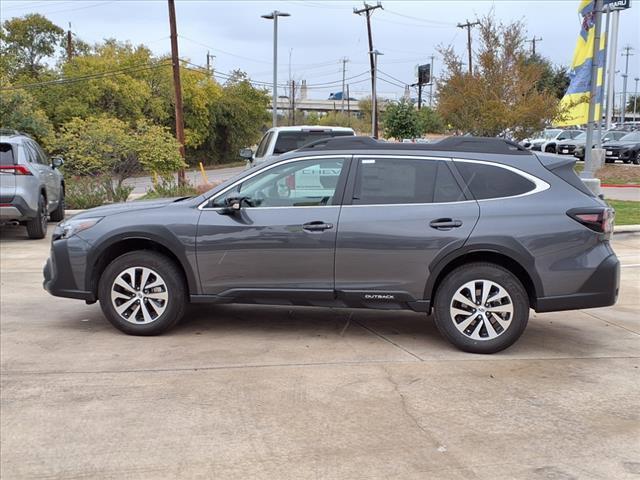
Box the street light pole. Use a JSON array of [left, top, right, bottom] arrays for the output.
[[634, 77, 639, 119], [262, 10, 290, 128]]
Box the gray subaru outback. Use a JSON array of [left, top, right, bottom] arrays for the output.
[[43, 136, 619, 353], [0, 130, 65, 239]]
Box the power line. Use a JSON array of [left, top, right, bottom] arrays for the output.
[[383, 8, 456, 26], [457, 19, 480, 74], [0, 62, 172, 91]]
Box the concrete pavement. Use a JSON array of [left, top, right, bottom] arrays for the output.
[[602, 186, 640, 201], [1, 227, 639, 479]]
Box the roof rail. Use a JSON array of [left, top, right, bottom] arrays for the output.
[[298, 135, 531, 155]]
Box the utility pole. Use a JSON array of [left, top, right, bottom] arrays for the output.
[[457, 19, 480, 74], [620, 45, 633, 124], [354, 1, 382, 138], [290, 80, 296, 126], [168, 0, 186, 185], [346, 84, 351, 118], [205, 51, 215, 76], [429, 54, 435, 108], [66, 23, 72, 61], [605, 8, 620, 129], [581, 0, 604, 196], [341, 57, 349, 113], [370, 50, 383, 138], [526, 36, 543, 56], [262, 11, 291, 128]]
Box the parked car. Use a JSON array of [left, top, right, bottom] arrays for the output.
[[561, 130, 627, 159], [0, 130, 65, 239], [522, 128, 583, 152], [240, 126, 355, 167], [43, 136, 619, 354], [600, 131, 640, 164]]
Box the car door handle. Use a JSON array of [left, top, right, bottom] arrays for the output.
[[303, 221, 334, 232], [429, 218, 463, 230]]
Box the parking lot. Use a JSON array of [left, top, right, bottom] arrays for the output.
[[1, 226, 639, 479]]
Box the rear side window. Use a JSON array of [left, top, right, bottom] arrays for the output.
[[454, 161, 535, 200], [353, 158, 465, 205], [273, 130, 353, 155], [0, 143, 15, 166]]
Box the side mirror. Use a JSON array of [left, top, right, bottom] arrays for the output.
[[51, 156, 64, 168], [219, 196, 249, 215], [239, 148, 253, 160]]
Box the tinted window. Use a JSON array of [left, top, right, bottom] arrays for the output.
[[273, 130, 353, 155], [0, 143, 15, 166], [454, 161, 535, 200], [255, 131, 273, 158], [353, 158, 465, 205], [212, 158, 345, 208]]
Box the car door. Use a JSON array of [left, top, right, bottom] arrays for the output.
[[334, 155, 479, 306], [196, 156, 350, 300], [26, 140, 58, 208]]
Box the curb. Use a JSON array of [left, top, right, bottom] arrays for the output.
[[602, 184, 640, 188], [614, 224, 640, 234]]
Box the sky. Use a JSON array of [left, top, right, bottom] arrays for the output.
[[2, 0, 639, 102]]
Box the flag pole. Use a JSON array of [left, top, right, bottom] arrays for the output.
[[581, 0, 604, 196]]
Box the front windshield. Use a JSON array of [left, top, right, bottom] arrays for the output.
[[574, 133, 586, 141], [620, 132, 640, 142]]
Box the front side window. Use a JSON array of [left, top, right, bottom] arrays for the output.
[[211, 158, 345, 208], [353, 157, 465, 205], [454, 161, 536, 200]]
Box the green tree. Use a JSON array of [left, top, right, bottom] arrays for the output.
[[416, 107, 445, 134], [0, 14, 64, 78], [0, 84, 52, 141], [50, 116, 184, 200], [626, 95, 639, 113], [207, 71, 270, 164], [382, 99, 421, 140], [437, 14, 560, 139]]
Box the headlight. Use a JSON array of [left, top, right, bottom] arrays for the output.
[[54, 217, 103, 240]]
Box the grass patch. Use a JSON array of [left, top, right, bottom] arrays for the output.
[[607, 200, 640, 226]]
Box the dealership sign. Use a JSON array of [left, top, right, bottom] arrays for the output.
[[605, 0, 630, 10]]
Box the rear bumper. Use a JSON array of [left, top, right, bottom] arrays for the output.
[[0, 196, 38, 220], [535, 253, 619, 312], [43, 237, 96, 302]]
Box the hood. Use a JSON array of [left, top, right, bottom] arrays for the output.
[[72, 197, 184, 219], [557, 138, 585, 146], [603, 140, 640, 148]]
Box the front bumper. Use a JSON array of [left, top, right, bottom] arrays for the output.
[[535, 253, 620, 312], [43, 236, 96, 302]]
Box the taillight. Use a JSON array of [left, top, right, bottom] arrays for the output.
[[567, 207, 614, 234], [0, 165, 32, 175]]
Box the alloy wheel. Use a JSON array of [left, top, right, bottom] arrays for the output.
[[449, 279, 514, 341], [110, 266, 169, 324]]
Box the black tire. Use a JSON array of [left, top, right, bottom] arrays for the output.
[[49, 186, 65, 222], [545, 145, 555, 153], [433, 263, 529, 354], [605, 158, 614, 164], [25, 194, 47, 239], [631, 153, 639, 165], [98, 251, 186, 335]]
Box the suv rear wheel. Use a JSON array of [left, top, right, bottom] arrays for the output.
[[25, 194, 47, 239], [98, 251, 186, 335], [433, 263, 529, 354]]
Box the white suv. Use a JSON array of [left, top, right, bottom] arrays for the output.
[[240, 126, 355, 167]]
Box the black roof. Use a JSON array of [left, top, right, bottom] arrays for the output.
[[299, 135, 532, 155]]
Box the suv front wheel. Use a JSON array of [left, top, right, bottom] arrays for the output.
[[98, 251, 186, 335], [433, 263, 529, 354]]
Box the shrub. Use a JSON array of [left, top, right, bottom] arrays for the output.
[[65, 175, 134, 209], [144, 177, 198, 199]]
